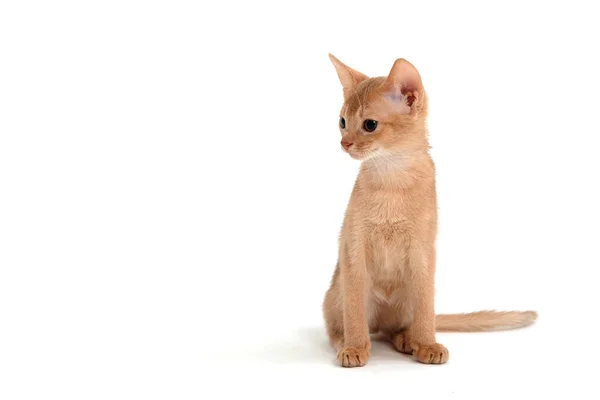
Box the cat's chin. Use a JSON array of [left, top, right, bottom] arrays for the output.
[[347, 149, 379, 161]]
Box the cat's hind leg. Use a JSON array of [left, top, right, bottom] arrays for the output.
[[388, 330, 413, 354]]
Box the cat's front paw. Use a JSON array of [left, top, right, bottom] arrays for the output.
[[413, 343, 449, 364], [336, 346, 370, 368]]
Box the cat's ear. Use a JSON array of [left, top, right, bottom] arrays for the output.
[[329, 54, 369, 100], [382, 58, 424, 112]]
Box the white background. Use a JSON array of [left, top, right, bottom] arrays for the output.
[[1, 1, 599, 398]]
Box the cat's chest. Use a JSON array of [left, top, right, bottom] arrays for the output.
[[354, 192, 416, 251], [357, 188, 415, 223], [366, 221, 412, 274], [367, 221, 412, 242]]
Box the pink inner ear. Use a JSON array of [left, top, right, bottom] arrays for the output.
[[385, 92, 404, 104], [381, 92, 411, 115], [383, 58, 423, 108], [382, 81, 419, 110]]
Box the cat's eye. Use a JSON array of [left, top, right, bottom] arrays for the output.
[[339, 117, 346, 129], [363, 119, 378, 132]]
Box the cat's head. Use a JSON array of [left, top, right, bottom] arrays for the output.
[[329, 54, 429, 161]]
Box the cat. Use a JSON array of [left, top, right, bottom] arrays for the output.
[[322, 54, 537, 368]]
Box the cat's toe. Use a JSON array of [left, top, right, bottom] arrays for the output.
[[336, 346, 370, 368], [414, 343, 449, 364]]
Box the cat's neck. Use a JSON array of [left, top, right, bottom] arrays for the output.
[[358, 147, 433, 190]]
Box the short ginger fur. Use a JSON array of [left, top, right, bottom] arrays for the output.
[[322, 54, 537, 368]]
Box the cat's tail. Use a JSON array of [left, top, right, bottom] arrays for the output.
[[435, 310, 538, 332]]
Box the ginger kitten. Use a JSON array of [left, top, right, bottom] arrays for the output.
[[323, 54, 537, 368]]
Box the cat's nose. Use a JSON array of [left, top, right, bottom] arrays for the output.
[[341, 139, 353, 150]]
